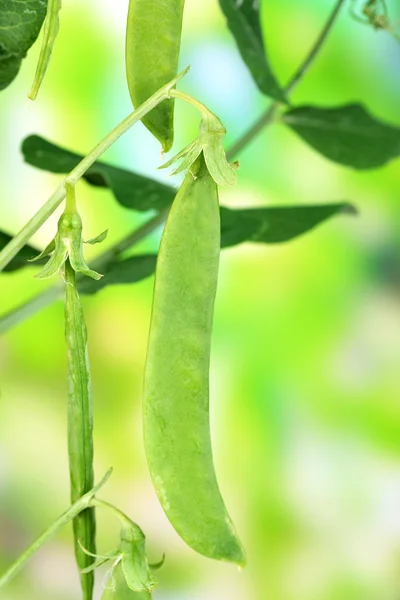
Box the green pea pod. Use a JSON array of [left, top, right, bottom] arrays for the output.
[[28, 0, 62, 100], [125, 0, 185, 152], [64, 259, 96, 599], [101, 563, 151, 600], [143, 155, 246, 565]]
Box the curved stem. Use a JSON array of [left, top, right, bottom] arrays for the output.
[[285, 0, 347, 95], [0, 67, 189, 273], [226, 0, 346, 160], [0, 469, 112, 589], [170, 89, 211, 117], [90, 498, 133, 529]]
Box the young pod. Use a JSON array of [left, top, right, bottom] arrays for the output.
[[126, 0, 185, 151]]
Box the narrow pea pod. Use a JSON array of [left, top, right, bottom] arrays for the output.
[[126, 0, 185, 152], [64, 259, 96, 600], [143, 155, 245, 565], [28, 0, 62, 100]]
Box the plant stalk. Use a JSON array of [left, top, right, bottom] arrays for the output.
[[0, 469, 111, 589], [226, 0, 347, 160]]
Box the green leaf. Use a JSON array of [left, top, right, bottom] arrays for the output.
[[0, 0, 48, 91], [0, 231, 45, 271], [283, 104, 400, 169], [218, 0, 286, 103], [22, 136, 175, 211], [78, 255, 158, 295], [220, 203, 356, 247], [0, 204, 355, 278]]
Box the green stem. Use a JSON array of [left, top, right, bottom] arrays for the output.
[[90, 498, 134, 529], [64, 259, 96, 600], [0, 469, 111, 589], [226, 0, 346, 159], [0, 68, 189, 274], [169, 89, 211, 116]]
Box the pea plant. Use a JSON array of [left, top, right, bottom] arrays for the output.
[[0, 0, 400, 598]]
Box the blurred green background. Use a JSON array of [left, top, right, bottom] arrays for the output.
[[1, 0, 400, 598]]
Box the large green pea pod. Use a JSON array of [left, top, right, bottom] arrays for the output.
[[125, 0, 185, 152], [143, 155, 245, 565]]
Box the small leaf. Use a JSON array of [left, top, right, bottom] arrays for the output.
[[219, 0, 286, 103], [0, 0, 47, 91], [85, 230, 109, 245], [28, 238, 56, 262], [283, 103, 400, 169], [22, 136, 175, 211], [78, 255, 158, 295], [149, 555, 165, 571]]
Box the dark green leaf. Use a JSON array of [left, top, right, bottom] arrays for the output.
[[0, 231, 45, 271], [0, 202, 356, 276], [22, 135, 175, 211], [220, 203, 356, 247], [0, 0, 47, 91], [80, 204, 354, 291], [78, 254, 158, 295], [283, 104, 400, 169], [218, 0, 286, 103]]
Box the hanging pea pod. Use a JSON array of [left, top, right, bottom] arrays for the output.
[[34, 181, 108, 599], [125, 0, 185, 151], [28, 0, 62, 100], [143, 155, 245, 565], [64, 258, 96, 600]]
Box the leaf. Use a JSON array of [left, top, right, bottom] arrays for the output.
[[0, 0, 48, 91], [218, 0, 286, 103], [22, 136, 175, 211], [283, 104, 400, 169], [78, 255, 158, 295], [0, 204, 355, 277], [0, 231, 45, 271], [85, 230, 108, 245], [220, 203, 356, 248]]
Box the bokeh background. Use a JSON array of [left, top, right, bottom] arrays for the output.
[[1, 0, 400, 598]]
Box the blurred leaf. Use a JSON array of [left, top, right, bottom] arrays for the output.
[[218, 0, 286, 103], [0, 203, 355, 276], [283, 104, 400, 169], [220, 203, 356, 248], [78, 254, 158, 295], [22, 135, 175, 211], [0, 231, 45, 271], [0, 0, 47, 91]]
